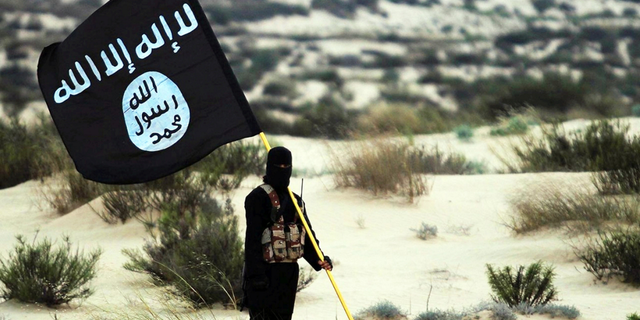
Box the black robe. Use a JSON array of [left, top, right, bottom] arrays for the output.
[[243, 185, 323, 315]]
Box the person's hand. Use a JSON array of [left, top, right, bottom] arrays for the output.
[[318, 255, 333, 271], [249, 275, 269, 291]]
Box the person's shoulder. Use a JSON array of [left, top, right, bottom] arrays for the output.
[[246, 185, 269, 199]]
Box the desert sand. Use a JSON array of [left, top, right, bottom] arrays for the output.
[[2, 120, 640, 320]]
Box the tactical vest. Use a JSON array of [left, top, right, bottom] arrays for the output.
[[259, 184, 306, 263]]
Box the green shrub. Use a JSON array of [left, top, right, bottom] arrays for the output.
[[355, 300, 406, 320], [407, 146, 478, 175], [629, 313, 640, 320], [489, 112, 533, 136], [411, 222, 438, 240], [576, 229, 640, 285], [486, 261, 557, 307], [331, 139, 428, 202], [511, 120, 640, 174], [123, 195, 243, 307], [453, 125, 473, 141], [96, 187, 147, 224], [507, 183, 640, 233], [0, 235, 102, 306], [0, 117, 65, 189]]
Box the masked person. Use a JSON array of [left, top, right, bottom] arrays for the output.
[[243, 146, 332, 320]]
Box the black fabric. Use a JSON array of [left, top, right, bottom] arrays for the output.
[[265, 147, 292, 190], [244, 186, 323, 315], [249, 307, 293, 320], [37, 0, 260, 184]]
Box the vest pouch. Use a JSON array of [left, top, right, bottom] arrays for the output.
[[286, 223, 305, 260], [271, 223, 287, 262], [261, 227, 274, 262]]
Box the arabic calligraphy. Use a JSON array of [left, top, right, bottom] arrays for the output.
[[53, 3, 199, 104], [123, 71, 190, 152]]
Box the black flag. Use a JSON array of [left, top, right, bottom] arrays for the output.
[[37, 0, 261, 184]]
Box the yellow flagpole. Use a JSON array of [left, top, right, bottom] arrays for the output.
[[258, 132, 354, 320]]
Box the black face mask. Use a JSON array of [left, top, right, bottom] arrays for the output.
[[265, 146, 292, 190]]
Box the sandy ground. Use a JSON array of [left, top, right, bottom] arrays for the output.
[[2, 121, 640, 319]]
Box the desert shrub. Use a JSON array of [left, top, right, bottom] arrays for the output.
[[43, 170, 106, 214], [486, 261, 557, 307], [355, 300, 406, 320], [0, 234, 102, 306], [490, 111, 534, 136], [297, 267, 318, 292], [0, 115, 69, 189], [407, 146, 477, 175], [357, 103, 423, 135], [489, 303, 517, 320], [529, 304, 580, 319], [511, 120, 640, 173], [96, 187, 148, 224], [453, 125, 473, 141], [411, 222, 438, 240], [193, 140, 265, 188], [629, 313, 640, 320], [415, 309, 466, 320], [331, 139, 428, 202], [123, 195, 243, 307], [507, 183, 640, 233], [479, 73, 589, 120], [262, 78, 298, 98], [576, 229, 640, 285], [292, 96, 353, 139]]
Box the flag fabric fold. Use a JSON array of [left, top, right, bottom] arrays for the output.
[[37, 0, 261, 184]]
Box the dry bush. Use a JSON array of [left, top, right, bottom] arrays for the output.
[[507, 182, 640, 234], [40, 170, 106, 214], [357, 103, 422, 135], [331, 138, 428, 202]]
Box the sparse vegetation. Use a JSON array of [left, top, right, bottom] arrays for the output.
[[355, 300, 406, 320], [0, 117, 66, 189], [486, 261, 558, 307], [0, 234, 102, 306], [123, 193, 244, 307], [453, 125, 473, 141], [576, 228, 640, 285], [331, 139, 428, 202], [509, 120, 640, 174], [507, 182, 640, 233], [411, 222, 438, 240]]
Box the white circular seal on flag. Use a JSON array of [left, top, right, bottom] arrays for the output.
[[122, 71, 190, 152]]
